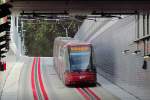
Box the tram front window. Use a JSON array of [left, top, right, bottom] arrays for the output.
[[69, 51, 91, 71]]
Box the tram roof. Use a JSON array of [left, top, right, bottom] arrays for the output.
[[55, 37, 91, 47]]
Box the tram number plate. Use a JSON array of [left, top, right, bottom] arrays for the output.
[[80, 76, 86, 79]]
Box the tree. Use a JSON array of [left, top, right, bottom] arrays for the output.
[[23, 19, 82, 56]]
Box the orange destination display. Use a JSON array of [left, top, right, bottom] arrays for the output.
[[70, 46, 90, 52]]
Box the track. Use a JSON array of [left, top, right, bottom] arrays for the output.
[[31, 57, 49, 100], [37, 57, 120, 100], [76, 87, 101, 100]]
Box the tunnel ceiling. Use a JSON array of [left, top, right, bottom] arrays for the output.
[[11, 0, 150, 14]]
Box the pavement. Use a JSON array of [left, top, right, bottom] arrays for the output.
[[97, 74, 138, 100], [0, 55, 18, 97], [0, 56, 26, 100]]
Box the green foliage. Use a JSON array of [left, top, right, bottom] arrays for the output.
[[23, 19, 81, 56]]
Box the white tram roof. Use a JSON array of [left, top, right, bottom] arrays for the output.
[[55, 37, 91, 47]]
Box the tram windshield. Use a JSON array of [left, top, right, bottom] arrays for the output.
[[69, 46, 93, 71]]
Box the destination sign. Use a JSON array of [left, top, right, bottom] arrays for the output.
[[70, 46, 90, 51]]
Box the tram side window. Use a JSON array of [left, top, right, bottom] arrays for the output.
[[64, 49, 70, 72], [91, 47, 96, 72], [60, 48, 63, 57], [60, 48, 70, 72]]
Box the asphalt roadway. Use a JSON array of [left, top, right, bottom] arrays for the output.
[[1, 56, 121, 100]]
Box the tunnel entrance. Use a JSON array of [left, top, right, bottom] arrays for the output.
[[10, 0, 150, 56]]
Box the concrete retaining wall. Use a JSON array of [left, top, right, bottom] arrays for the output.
[[75, 16, 150, 100]]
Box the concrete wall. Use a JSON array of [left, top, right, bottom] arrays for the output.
[[10, 12, 22, 56], [75, 16, 150, 100]]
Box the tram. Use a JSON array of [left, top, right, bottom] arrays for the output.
[[53, 37, 96, 86]]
